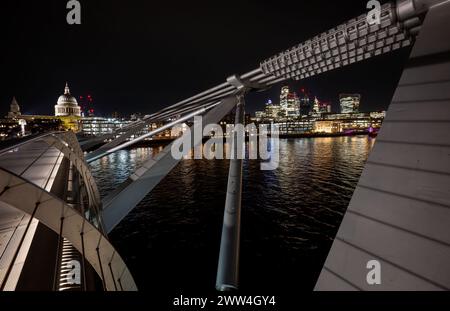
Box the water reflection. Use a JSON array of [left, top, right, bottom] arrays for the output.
[[90, 136, 375, 291]]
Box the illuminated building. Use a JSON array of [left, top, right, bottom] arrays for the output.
[[255, 111, 265, 122], [370, 111, 386, 119], [312, 96, 320, 116], [2, 96, 72, 136], [0, 116, 62, 140], [80, 117, 178, 140], [0, 118, 21, 140], [264, 99, 282, 120], [339, 94, 360, 113], [324, 113, 368, 120], [314, 121, 341, 133], [7, 97, 21, 119], [280, 86, 300, 118], [52, 82, 81, 131], [277, 120, 314, 135], [339, 119, 371, 132], [55, 82, 81, 117], [270, 111, 385, 136], [1, 84, 81, 135], [286, 93, 300, 117], [318, 100, 331, 114], [80, 117, 131, 136]]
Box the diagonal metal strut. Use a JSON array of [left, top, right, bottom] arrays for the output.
[[216, 94, 245, 291]]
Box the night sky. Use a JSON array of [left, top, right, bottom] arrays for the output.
[[0, 0, 411, 117]]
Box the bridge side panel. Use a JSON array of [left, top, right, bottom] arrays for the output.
[[315, 1, 450, 290]]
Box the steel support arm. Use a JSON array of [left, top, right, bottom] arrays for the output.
[[101, 96, 239, 233], [216, 95, 245, 291]]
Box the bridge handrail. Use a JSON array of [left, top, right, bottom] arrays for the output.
[[42, 133, 103, 221], [0, 166, 137, 291]]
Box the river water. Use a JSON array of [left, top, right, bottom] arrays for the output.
[[90, 136, 375, 291]]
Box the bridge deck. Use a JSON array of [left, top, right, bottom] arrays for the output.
[[0, 137, 64, 290]]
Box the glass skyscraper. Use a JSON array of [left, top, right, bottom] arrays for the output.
[[339, 94, 361, 113]]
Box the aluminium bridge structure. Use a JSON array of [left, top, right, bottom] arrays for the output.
[[0, 0, 450, 291]]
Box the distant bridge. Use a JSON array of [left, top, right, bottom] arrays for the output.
[[0, 0, 449, 291]]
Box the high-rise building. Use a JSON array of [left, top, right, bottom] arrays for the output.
[[264, 99, 282, 120], [280, 86, 300, 118], [318, 101, 330, 113], [312, 96, 320, 116], [299, 92, 311, 116], [339, 94, 360, 113], [280, 86, 289, 104]]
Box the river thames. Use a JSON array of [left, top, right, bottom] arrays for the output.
[[90, 136, 375, 291]]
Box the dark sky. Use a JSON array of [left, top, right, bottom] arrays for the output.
[[0, 0, 411, 117]]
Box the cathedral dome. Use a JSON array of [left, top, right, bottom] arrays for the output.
[[57, 83, 78, 106], [54, 82, 81, 117]]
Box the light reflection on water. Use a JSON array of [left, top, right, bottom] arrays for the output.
[[90, 136, 375, 291]]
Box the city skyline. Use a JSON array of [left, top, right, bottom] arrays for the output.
[[1, 0, 409, 117], [1, 80, 395, 119]]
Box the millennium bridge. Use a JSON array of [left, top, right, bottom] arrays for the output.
[[1, 0, 449, 291]]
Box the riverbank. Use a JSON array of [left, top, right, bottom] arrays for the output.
[[119, 130, 377, 148], [278, 130, 377, 139], [80, 129, 378, 153]]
